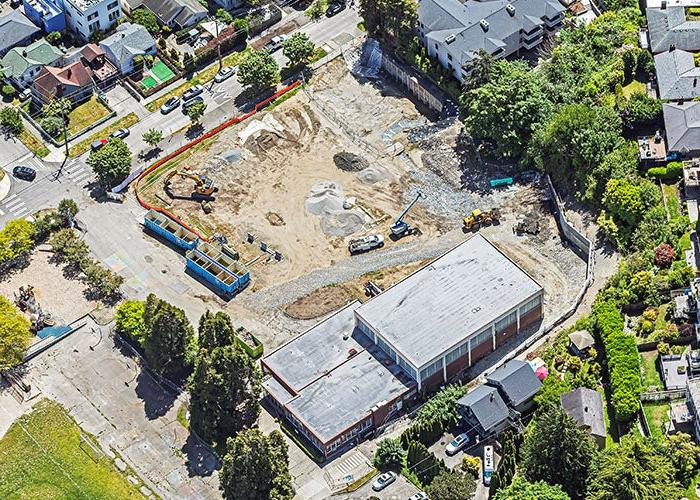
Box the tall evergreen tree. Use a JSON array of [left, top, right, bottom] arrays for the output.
[[197, 310, 236, 351], [142, 295, 195, 377]]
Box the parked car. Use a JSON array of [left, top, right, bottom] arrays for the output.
[[182, 95, 204, 113], [371, 471, 397, 492], [110, 128, 130, 140], [214, 66, 236, 83], [445, 433, 470, 455], [408, 493, 428, 500], [91, 138, 108, 151], [182, 84, 204, 101], [265, 34, 289, 52], [12, 165, 36, 181], [326, 1, 346, 17], [160, 96, 181, 114]]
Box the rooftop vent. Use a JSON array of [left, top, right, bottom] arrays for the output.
[[506, 4, 515, 16], [445, 34, 456, 44], [480, 19, 489, 31], [661, 0, 666, 8]]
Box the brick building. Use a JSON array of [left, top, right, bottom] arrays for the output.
[[261, 234, 544, 457]]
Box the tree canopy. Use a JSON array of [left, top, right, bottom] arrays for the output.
[[0, 219, 35, 268], [219, 429, 293, 500], [494, 476, 570, 500], [237, 50, 279, 90], [282, 32, 315, 67], [115, 299, 147, 345], [186, 101, 207, 124], [0, 107, 24, 136], [373, 438, 405, 471], [197, 310, 237, 352], [87, 138, 132, 187], [0, 295, 32, 370], [131, 8, 159, 35], [142, 294, 196, 377], [424, 469, 476, 500], [359, 0, 417, 47], [142, 128, 163, 148]]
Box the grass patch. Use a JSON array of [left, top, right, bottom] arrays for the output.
[[18, 129, 49, 157], [622, 80, 646, 98], [656, 302, 671, 332], [678, 231, 692, 254], [642, 402, 670, 439], [663, 183, 681, 219], [309, 47, 328, 65], [68, 112, 139, 157], [342, 468, 377, 493], [146, 47, 252, 112], [278, 418, 323, 463], [640, 351, 662, 391], [66, 96, 111, 136], [267, 85, 303, 111], [176, 404, 189, 429], [0, 399, 143, 498]]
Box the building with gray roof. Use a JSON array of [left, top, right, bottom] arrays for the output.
[[99, 22, 156, 74], [560, 387, 606, 449], [663, 101, 700, 156], [1, 38, 64, 89], [486, 359, 541, 412], [647, 5, 700, 54], [141, 0, 206, 29], [654, 49, 700, 100], [0, 10, 41, 58], [417, 0, 567, 82], [456, 384, 511, 437]]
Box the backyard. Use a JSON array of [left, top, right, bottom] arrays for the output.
[[640, 351, 663, 391], [642, 402, 670, 439], [66, 96, 111, 136], [0, 400, 144, 499], [138, 59, 177, 92]]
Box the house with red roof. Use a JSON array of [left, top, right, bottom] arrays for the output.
[[32, 59, 95, 105]]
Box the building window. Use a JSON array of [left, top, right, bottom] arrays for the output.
[[447, 53, 452, 61], [109, 11, 119, 20], [419, 357, 443, 381], [87, 12, 98, 20], [446, 341, 468, 365], [397, 356, 417, 380], [65, 10, 71, 18], [495, 310, 517, 332], [89, 21, 99, 32], [434, 43, 438, 50], [375, 335, 396, 362], [520, 295, 542, 315], [471, 327, 492, 348], [107, 0, 118, 8]]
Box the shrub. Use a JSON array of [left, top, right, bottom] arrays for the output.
[[655, 243, 675, 268], [158, 37, 166, 49], [400, 384, 469, 447], [462, 455, 480, 476], [373, 438, 405, 471], [658, 341, 670, 355], [2, 84, 16, 98], [115, 300, 147, 345], [647, 162, 683, 181]]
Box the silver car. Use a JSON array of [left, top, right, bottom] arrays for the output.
[[160, 96, 181, 114], [214, 66, 236, 83], [445, 433, 470, 455], [372, 471, 397, 492], [182, 84, 204, 101], [408, 493, 428, 500]]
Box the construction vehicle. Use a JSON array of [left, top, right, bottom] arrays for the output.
[[391, 191, 424, 238], [463, 208, 501, 231], [515, 217, 541, 235], [163, 170, 217, 200], [348, 234, 384, 254]]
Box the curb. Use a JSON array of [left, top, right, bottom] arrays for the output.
[[0, 172, 11, 202]]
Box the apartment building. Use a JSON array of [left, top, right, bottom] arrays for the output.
[[63, 0, 122, 42]]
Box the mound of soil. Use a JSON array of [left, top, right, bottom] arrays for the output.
[[333, 152, 369, 172], [285, 285, 353, 320]]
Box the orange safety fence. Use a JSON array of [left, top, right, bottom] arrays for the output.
[[134, 80, 303, 241]]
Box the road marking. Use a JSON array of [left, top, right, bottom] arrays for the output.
[[5, 198, 25, 211], [0, 208, 4, 215], [4, 194, 17, 202]]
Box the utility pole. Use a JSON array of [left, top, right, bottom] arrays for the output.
[[54, 96, 70, 180]]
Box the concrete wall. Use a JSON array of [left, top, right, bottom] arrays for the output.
[[381, 53, 445, 114]]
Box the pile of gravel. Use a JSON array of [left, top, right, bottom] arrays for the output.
[[333, 152, 369, 172], [320, 212, 365, 236], [305, 181, 365, 236]]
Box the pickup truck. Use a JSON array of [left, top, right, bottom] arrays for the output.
[[348, 234, 384, 254]]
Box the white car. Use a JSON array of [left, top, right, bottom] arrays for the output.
[[265, 34, 289, 52], [372, 471, 397, 491], [445, 433, 470, 455], [214, 66, 236, 83], [408, 493, 428, 500]]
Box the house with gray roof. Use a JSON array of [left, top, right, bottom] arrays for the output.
[[647, 5, 700, 54], [654, 49, 700, 100], [141, 0, 207, 29], [0, 10, 41, 58], [663, 101, 700, 157], [560, 387, 606, 449], [486, 359, 542, 412], [417, 0, 567, 82], [456, 384, 511, 438], [99, 22, 156, 74], [1, 38, 64, 89]]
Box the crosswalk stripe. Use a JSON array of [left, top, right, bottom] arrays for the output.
[[71, 171, 93, 184], [5, 199, 26, 210], [4, 194, 17, 202], [0, 208, 5, 215]]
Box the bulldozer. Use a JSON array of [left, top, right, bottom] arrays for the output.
[[163, 170, 217, 200], [463, 208, 501, 231]]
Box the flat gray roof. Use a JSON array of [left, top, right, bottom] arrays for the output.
[[263, 301, 368, 391], [356, 234, 543, 369], [286, 342, 415, 443]]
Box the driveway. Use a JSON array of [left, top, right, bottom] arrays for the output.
[[337, 473, 422, 500]]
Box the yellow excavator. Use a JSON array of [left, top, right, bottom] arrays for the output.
[[463, 208, 501, 231], [163, 170, 217, 199]]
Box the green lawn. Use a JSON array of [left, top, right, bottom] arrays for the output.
[[18, 129, 49, 157], [642, 402, 670, 439], [0, 399, 143, 499], [67, 96, 111, 136], [68, 112, 139, 157], [640, 351, 662, 391], [663, 183, 681, 219], [622, 80, 646, 98], [656, 302, 671, 332]]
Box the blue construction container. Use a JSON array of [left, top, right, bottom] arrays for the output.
[[489, 177, 514, 188], [144, 210, 199, 251], [186, 241, 250, 295]]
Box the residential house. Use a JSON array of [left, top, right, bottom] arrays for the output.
[[63, 0, 123, 42], [647, 5, 700, 54], [23, 0, 66, 33], [560, 387, 607, 449], [456, 384, 511, 439], [485, 359, 542, 413], [99, 22, 156, 74], [685, 378, 700, 441], [661, 353, 689, 391], [1, 39, 64, 89], [0, 10, 41, 58], [663, 102, 700, 157], [32, 59, 94, 104], [79, 43, 118, 87], [211, 0, 242, 10], [568, 330, 595, 357], [417, 0, 567, 82], [654, 49, 700, 101], [141, 0, 206, 29]]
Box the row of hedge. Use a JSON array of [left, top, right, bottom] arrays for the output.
[[647, 161, 682, 181], [399, 384, 469, 447], [592, 300, 641, 422]]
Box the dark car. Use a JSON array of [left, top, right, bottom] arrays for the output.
[[326, 1, 346, 16], [160, 96, 181, 114], [110, 128, 130, 140], [182, 95, 204, 113], [12, 165, 36, 181], [91, 138, 108, 151], [182, 84, 204, 101]]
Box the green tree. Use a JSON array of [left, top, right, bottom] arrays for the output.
[[620, 92, 662, 131], [659, 432, 700, 487], [406, 441, 446, 485], [115, 300, 147, 345], [46, 31, 62, 46], [424, 469, 476, 500], [489, 429, 519, 495], [0, 107, 24, 135], [186, 100, 207, 125], [602, 177, 659, 228], [41, 97, 71, 120], [282, 32, 315, 67], [2, 84, 16, 98], [534, 375, 572, 410], [188, 343, 262, 446], [0, 295, 32, 370], [237, 49, 280, 90], [216, 8, 233, 24], [197, 310, 236, 351], [87, 138, 132, 187], [219, 429, 293, 500], [57, 199, 79, 227], [40, 116, 63, 137], [142, 128, 163, 149], [587, 435, 684, 500], [580, 141, 638, 205], [233, 17, 249, 39], [373, 438, 405, 471], [528, 104, 623, 197], [0, 219, 35, 266], [131, 8, 159, 35], [494, 476, 570, 500], [142, 295, 196, 377], [463, 60, 552, 160], [359, 0, 417, 47], [521, 406, 597, 499]]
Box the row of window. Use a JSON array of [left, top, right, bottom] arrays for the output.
[[521, 294, 542, 315], [495, 310, 517, 332], [327, 418, 372, 452], [419, 357, 443, 381], [359, 320, 418, 380]]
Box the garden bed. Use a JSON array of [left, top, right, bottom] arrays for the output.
[[68, 112, 139, 157]]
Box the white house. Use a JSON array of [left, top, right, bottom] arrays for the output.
[[63, 0, 123, 42], [99, 22, 155, 73]]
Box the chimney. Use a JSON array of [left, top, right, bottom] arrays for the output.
[[490, 392, 494, 402], [67, 68, 72, 79], [661, 0, 666, 8]]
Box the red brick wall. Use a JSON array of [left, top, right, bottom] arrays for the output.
[[520, 304, 543, 330], [422, 369, 446, 390], [495, 322, 517, 348], [446, 352, 469, 378], [470, 336, 493, 365]]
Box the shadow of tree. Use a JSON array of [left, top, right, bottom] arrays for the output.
[[182, 432, 220, 478]]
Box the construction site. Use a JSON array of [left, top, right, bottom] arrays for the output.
[[136, 58, 589, 353]]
